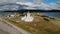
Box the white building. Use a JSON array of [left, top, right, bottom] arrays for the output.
[[7, 13, 19, 17], [21, 12, 34, 22]]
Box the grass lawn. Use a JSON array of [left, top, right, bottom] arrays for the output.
[[2, 12, 60, 34]]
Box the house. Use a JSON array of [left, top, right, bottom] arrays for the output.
[[21, 12, 34, 22]]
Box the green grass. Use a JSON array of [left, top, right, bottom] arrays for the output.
[[2, 12, 60, 34]]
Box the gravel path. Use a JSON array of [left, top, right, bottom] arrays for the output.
[[0, 18, 31, 34]]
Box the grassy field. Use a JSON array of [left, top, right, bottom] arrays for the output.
[[2, 12, 60, 34]]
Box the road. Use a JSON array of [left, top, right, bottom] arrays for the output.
[[0, 29, 10, 34], [0, 18, 31, 34]]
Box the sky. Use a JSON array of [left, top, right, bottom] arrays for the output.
[[24, 0, 59, 10], [43, 0, 58, 4], [0, 0, 59, 10], [27, 0, 58, 4], [0, 0, 58, 5], [27, 0, 33, 2]]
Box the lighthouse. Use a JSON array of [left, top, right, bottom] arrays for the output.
[[21, 11, 34, 22]]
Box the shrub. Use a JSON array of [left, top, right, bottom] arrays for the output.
[[50, 17, 56, 20], [41, 15, 49, 18], [43, 18, 49, 21]]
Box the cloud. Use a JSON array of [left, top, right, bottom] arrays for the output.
[[0, 0, 17, 3], [0, 0, 29, 3], [0, 0, 43, 4], [50, 2, 60, 10], [0, 0, 59, 10], [16, 2, 52, 10], [0, 1, 51, 10], [0, 4, 20, 11], [32, 0, 42, 4]]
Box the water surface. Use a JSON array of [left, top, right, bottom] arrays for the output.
[[41, 12, 60, 18]]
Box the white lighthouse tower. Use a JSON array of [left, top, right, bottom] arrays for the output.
[[21, 11, 34, 22]]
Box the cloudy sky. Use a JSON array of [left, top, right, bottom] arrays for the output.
[[0, 0, 59, 10]]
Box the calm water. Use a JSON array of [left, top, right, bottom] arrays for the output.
[[41, 12, 60, 18]]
